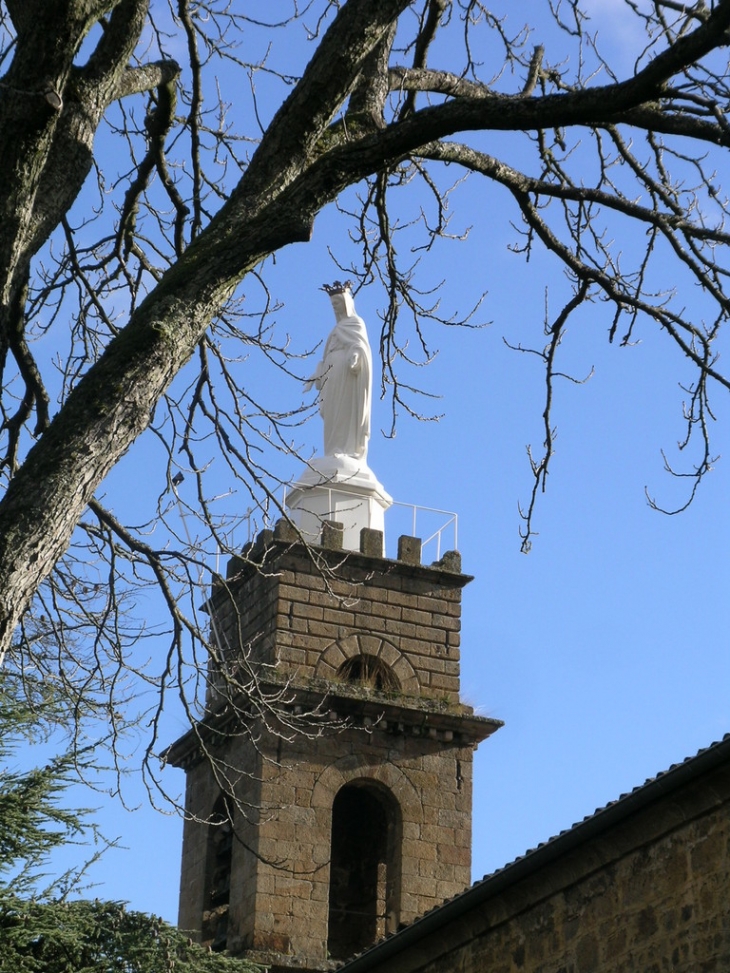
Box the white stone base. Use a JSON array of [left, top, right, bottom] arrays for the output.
[[286, 456, 393, 551]]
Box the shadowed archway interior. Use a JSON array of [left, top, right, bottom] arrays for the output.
[[327, 781, 402, 960], [337, 654, 400, 692]]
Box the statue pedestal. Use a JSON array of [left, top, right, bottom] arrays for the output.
[[286, 456, 393, 551]]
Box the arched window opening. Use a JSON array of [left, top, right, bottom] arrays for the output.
[[327, 782, 401, 960], [202, 794, 234, 952], [337, 654, 400, 692]]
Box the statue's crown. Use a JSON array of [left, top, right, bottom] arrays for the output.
[[321, 280, 353, 296]]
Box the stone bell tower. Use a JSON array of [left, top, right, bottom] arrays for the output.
[[167, 521, 501, 970], [167, 284, 501, 969]]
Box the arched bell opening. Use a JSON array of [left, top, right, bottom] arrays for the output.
[[202, 794, 234, 952], [337, 653, 400, 692], [327, 780, 402, 960]]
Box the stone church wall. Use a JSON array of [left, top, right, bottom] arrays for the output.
[[341, 738, 730, 973]]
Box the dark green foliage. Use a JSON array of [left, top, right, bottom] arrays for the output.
[[0, 676, 257, 973], [0, 675, 87, 897], [0, 754, 84, 893], [0, 898, 258, 973]]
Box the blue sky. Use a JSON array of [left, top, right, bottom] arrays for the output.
[[72, 197, 730, 920], [15, 0, 730, 926]]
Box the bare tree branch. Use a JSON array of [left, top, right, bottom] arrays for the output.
[[2, 0, 730, 802]]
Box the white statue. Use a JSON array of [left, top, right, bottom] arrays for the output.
[[306, 281, 372, 463], [288, 283, 390, 550]]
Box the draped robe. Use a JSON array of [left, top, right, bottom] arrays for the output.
[[311, 309, 371, 462]]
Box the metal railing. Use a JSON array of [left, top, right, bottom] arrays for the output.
[[384, 501, 457, 561], [228, 493, 459, 563]]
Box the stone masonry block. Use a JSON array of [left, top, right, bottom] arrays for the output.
[[416, 595, 451, 615], [292, 899, 319, 920], [433, 550, 462, 573], [292, 603, 325, 621], [411, 874, 441, 896], [437, 842, 470, 867], [321, 520, 344, 550], [335, 633, 360, 658], [414, 624, 451, 643], [369, 602, 403, 622], [386, 588, 418, 608], [399, 858, 419, 878], [402, 607, 435, 626], [304, 621, 341, 640], [360, 527, 384, 557], [358, 634, 383, 656], [277, 647, 307, 667], [401, 576, 429, 595], [322, 608, 356, 626], [430, 672, 459, 691], [402, 821, 421, 840], [435, 615, 462, 632], [398, 535, 422, 565], [435, 874, 460, 897], [454, 827, 472, 848], [308, 589, 339, 608], [438, 808, 468, 829], [273, 875, 313, 895], [399, 893, 422, 918], [384, 619, 416, 639], [278, 583, 310, 605], [378, 641, 400, 666], [294, 787, 316, 808], [273, 518, 298, 542], [286, 617, 309, 634], [393, 657, 418, 685]]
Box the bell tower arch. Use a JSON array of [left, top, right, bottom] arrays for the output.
[[168, 520, 501, 971], [327, 779, 401, 960]]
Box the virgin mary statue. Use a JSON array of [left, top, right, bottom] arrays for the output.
[[289, 284, 389, 550], [306, 282, 372, 464]]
